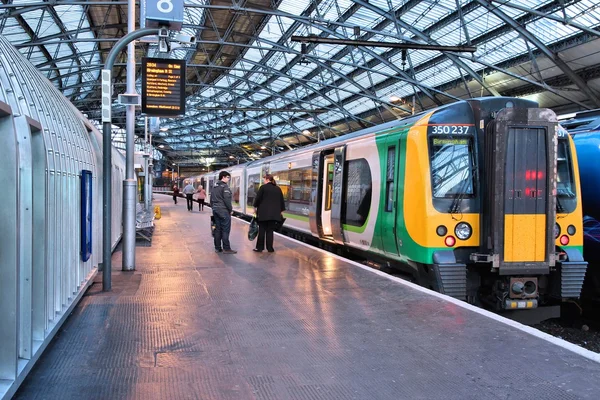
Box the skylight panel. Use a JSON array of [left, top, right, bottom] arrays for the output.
[[453, 7, 494, 40], [403, 3, 448, 32], [22, 10, 60, 37], [416, 59, 458, 87], [278, 0, 311, 15], [312, 43, 344, 59], [565, 0, 600, 24], [268, 77, 292, 91], [528, 17, 580, 45], [0, 20, 29, 42], [346, 8, 386, 28], [244, 48, 265, 63], [54, 5, 89, 30]]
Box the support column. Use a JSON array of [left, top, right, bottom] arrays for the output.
[[122, 0, 137, 271]]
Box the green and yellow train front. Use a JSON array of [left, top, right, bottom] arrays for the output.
[[373, 99, 587, 310]]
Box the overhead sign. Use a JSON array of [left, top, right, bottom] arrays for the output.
[[142, 57, 186, 117], [142, 0, 184, 31]]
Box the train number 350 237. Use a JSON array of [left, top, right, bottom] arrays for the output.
[[431, 125, 470, 135]]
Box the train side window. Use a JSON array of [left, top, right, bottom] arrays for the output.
[[343, 159, 372, 227], [231, 176, 240, 204], [385, 147, 395, 212], [247, 174, 260, 206]]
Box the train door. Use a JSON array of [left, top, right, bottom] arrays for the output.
[[481, 108, 556, 273], [321, 154, 335, 237], [330, 146, 347, 244], [382, 142, 400, 255], [503, 127, 548, 263]]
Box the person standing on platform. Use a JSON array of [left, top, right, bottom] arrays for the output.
[[211, 171, 237, 254], [253, 174, 285, 253], [183, 181, 196, 211], [196, 186, 206, 211], [172, 184, 179, 205]]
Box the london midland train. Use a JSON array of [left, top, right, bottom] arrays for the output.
[[191, 97, 588, 312]]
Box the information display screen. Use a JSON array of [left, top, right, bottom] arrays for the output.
[[142, 57, 185, 116]]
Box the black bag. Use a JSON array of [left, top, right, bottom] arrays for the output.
[[274, 217, 286, 233], [248, 218, 259, 241], [210, 215, 217, 237]]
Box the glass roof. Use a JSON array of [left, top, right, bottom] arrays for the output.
[[1, 0, 600, 166]]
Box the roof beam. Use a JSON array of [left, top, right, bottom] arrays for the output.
[[474, 0, 600, 107]]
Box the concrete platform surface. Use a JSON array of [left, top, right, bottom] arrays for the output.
[[13, 196, 600, 399]]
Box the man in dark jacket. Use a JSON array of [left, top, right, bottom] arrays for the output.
[[211, 171, 237, 253], [253, 174, 285, 253]]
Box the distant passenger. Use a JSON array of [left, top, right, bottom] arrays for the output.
[[195, 186, 206, 211], [172, 184, 180, 205], [183, 181, 196, 212], [212, 171, 237, 254], [253, 174, 285, 253]]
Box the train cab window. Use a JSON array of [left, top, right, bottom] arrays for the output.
[[325, 162, 334, 211], [556, 140, 577, 213], [430, 137, 474, 198], [343, 159, 372, 227]]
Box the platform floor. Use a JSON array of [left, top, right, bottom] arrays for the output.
[[14, 196, 600, 399]]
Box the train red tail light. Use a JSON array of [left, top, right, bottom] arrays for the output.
[[444, 236, 456, 247], [560, 235, 570, 245]]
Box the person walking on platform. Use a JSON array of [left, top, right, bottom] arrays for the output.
[[253, 174, 285, 253], [212, 171, 237, 254], [196, 186, 206, 211], [183, 181, 196, 211], [172, 184, 180, 205]]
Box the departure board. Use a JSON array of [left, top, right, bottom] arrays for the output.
[[142, 57, 186, 116]]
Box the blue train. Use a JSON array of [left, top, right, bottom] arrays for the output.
[[560, 110, 600, 299]]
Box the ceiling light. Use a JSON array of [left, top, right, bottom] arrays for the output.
[[229, 155, 234, 159], [160, 127, 169, 132], [158, 144, 165, 148], [389, 95, 401, 103], [302, 129, 311, 135], [260, 146, 266, 149]]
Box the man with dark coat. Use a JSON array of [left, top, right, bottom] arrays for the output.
[[253, 174, 286, 253], [211, 171, 237, 254]]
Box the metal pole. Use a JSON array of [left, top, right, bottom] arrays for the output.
[[101, 26, 159, 291], [122, 0, 136, 272]]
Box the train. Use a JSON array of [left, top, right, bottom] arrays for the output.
[[0, 36, 127, 398], [189, 97, 588, 314], [560, 110, 600, 301]]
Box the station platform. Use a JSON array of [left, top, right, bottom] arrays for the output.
[[14, 197, 600, 399]]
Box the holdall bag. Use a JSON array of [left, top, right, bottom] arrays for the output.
[[248, 217, 259, 241]]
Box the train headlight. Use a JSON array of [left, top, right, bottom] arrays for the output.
[[454, 222, 472, 240], [554, 223, 561, 239], [567, 225, 576, 235]]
